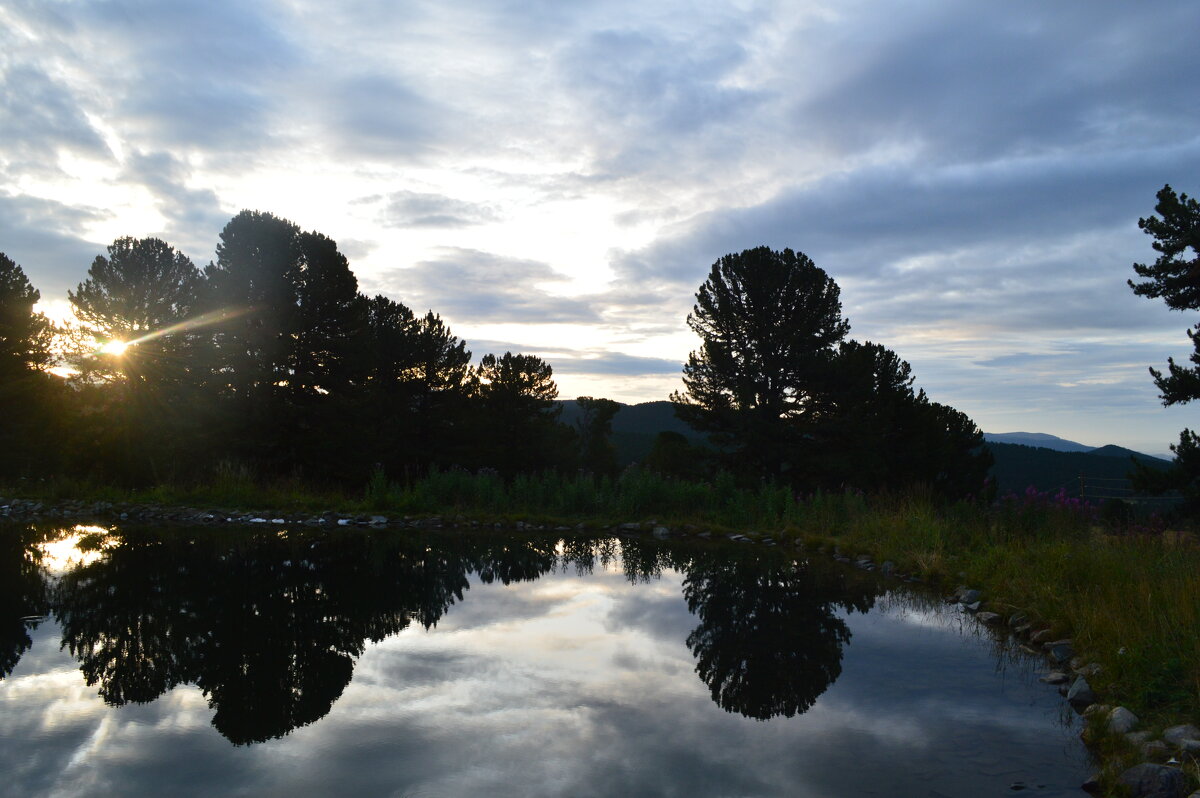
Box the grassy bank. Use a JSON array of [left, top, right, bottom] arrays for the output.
[[5, 468, 1198, 752]]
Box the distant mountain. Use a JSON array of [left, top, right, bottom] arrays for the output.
[[554, 400, 1175, 494], [985, 441, 1171, 497], [983, 432, 1094, 453], [555, 399, 703, 465]]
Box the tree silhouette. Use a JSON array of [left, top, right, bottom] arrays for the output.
[[1129, 185, 1200, 506], [472, 351, 566, 474], [671, 246, 850, 480], [67, 237, 207, 481], [575, 396, 621, 475], [819, 340, 990, 494], [205, 211, 363, 475], [0, 253, 59, 477]]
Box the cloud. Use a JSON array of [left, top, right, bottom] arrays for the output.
[[0, 193, 108, 299], [370, 248, 601, 324], [379, 190, 501, 228], [0, 64, 110, 175], [122, 150, 231, 258], [463, 338, 680, 377]]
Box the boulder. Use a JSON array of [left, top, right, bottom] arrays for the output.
[[652, 526, 671, 539], [1116, 763, 1188, 798], [1030, 628, 1055, 644], [1164, 725, 1200, 747], [1049, 643, 1076, 665], [1108, 707, 1140, 734], [976, 612, 1003, 625], [959, 588, 982, 604], [1067, 676, 1097, 711]]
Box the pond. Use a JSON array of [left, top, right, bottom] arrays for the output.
[[0, 522, 1089, 797]]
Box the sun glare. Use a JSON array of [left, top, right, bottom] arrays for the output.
[[99, 340, 128, 356]]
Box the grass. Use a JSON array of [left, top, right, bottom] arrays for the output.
[[4, 467, 1199, 743]]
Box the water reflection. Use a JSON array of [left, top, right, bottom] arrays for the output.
[[0, 523, 879, 741], [683, 548, 877, 719]]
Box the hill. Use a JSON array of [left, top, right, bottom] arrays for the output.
[[985, 442, 1171, 498], [555, 400, 1175, 496], [983, 432, 1094, 453], [555, 400, 703, 465]]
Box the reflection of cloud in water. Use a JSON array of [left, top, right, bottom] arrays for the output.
[[0, 530, 1088, 797]]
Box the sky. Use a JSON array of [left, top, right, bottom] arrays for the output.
[[1, 0, 1198, 455]]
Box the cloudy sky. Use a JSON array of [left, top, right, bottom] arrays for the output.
[[2, 0, 1198, 453]]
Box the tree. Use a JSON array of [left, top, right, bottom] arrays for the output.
[[575, 396, 621, 475], [1129, 184, 1200, 405], [818, 340, 990, 494], [671, 246, 850, 480], [1129, 185, 1200, 507], [67, 237, 206, 482], [204, 211, 363, 474], [354, 297, 474, 477], [0, 252, 53, 377], [471, 352, 565, 474], [69, 236, 203, 386], [0, 254, 58, 478]]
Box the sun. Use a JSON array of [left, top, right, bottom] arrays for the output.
[[99, 339, 129, 356]]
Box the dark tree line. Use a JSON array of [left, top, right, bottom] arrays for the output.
[[2, 216, 993, 496], [0, 211, 579, 485]]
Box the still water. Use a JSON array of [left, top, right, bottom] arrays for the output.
[[0, 522, 1088, 797]]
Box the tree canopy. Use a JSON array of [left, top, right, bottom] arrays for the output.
[[1129, 184, 1200, 507], [672, 246, 988, 494]]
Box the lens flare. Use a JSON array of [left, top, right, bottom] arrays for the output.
[[99, 339, 128, 356]]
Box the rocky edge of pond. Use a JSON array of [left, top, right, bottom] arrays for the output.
[[4, 495, 1199, 797]]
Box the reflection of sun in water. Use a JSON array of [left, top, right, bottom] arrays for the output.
[[35, 525, 119, 574], [98, 340, 128, 356]]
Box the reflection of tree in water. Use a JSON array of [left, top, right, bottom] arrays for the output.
[[680, 548, 880, 721], [51, 527, 571, 745], [12, 524, 887, 740], [0, 524, 49, 679]]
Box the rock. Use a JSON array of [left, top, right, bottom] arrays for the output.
[[1083, 704, 1112, 719], [1049, 643, 1076, 665], [618, 522, 640, 531], [1164, 725, 1200, 747], [1039, 671, 1070, 685], [1142, 741, 1171, 761], [652, 526, 670, 539], [1080, 773, 1103, 794], [976, 612, 1003, 625], [1108, 707, 1140, 734], [963, 601, 982, 613], [1127, 731, 1154, 746], [1179, 738, 1200, 755], [1116, 763, 1188, 798], [1076, 662, 1103, 678], [369, 515, 388, 525], [1030, 628, 1055, 644], [1009, 612, 1028, 628], [959, 588, 982, 604], [1067, 676, 1097, 711]]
